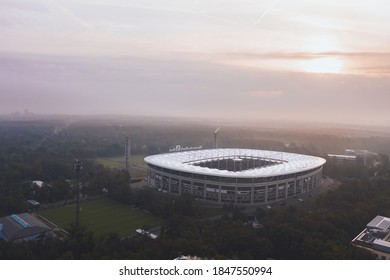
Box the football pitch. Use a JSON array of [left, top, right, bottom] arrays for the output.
[[38, 198, 162, 237], [94, 155, 147, 178]]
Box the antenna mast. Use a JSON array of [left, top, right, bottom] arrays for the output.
[[73, 158, 83, 228], [214, 127, 220, 149]]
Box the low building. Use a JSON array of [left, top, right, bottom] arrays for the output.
[[174, 255, 203, 260], [345, 149, 377, 165], [26, 199, 40, 210], [0, 213, 55, 242], [326, 154, 357, 162], [31, 180, 45, 188], [345, 149, 376, 157], [135, 229, 158, 239], [352, 215, 390, 260]]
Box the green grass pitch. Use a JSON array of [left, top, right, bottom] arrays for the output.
[[38, 197, 161, 237], [94, 155, 147, 178]]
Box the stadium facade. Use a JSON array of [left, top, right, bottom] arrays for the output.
[[144, 148, 326, 206]]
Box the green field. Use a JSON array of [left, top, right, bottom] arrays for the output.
[[38, 198, 161, 237], [94, 155, 147, 178]]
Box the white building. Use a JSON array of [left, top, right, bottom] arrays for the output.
[[352, 215, 390, 260], [326, 154, 357, 162]]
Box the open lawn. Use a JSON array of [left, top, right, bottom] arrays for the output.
[[94, 155, 147, 178], [38, 198, 161, 237]]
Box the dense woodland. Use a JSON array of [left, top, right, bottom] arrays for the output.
[[0, 117, 390, 259]]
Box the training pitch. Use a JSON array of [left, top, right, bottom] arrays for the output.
[[38, 197, 161, 237]]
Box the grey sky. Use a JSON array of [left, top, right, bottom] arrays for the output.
[[1, 0, 390, 125]]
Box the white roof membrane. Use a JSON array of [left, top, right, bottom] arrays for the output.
[[145, 148, 326, 178]]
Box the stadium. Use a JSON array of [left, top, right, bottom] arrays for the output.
[[144, 148, 326, 206]]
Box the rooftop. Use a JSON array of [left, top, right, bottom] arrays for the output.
[[0, 213, 53, 241], [352, 215, 390, 255], [145, 148, 326, 178], [367, 216, 390, 231], [327, 154, 357, 159]]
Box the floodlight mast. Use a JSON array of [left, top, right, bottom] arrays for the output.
[[74, 158, 83, 227], [125, 136, 130, 172], [213, 127, 220, 149]]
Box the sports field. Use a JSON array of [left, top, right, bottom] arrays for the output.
[[38, 197, 161, 237], [94, 155, 147, 178]]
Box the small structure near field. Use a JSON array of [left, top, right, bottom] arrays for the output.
[[135, 228, 158, 239]]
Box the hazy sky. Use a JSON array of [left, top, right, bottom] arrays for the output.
[[1, 0, 390, 125]]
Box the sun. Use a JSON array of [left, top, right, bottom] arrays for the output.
[[299, 57, 344, 74]]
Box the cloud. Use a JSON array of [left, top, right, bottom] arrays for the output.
[[253, 0, 279, 25], [0, 52, 389, 125], [218, 51, 390, 60], [0, 0, 49, 13], [213, 51, 390, 76], [44, 0, 93, 30], [246, 90, 283, 98]]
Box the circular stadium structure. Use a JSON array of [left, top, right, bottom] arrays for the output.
[[144, 148, 326, 205]]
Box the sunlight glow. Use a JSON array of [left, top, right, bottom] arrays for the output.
[[299, 57, 344, 74]]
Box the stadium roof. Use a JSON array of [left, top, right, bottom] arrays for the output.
[[145, 148, 326, 178]]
